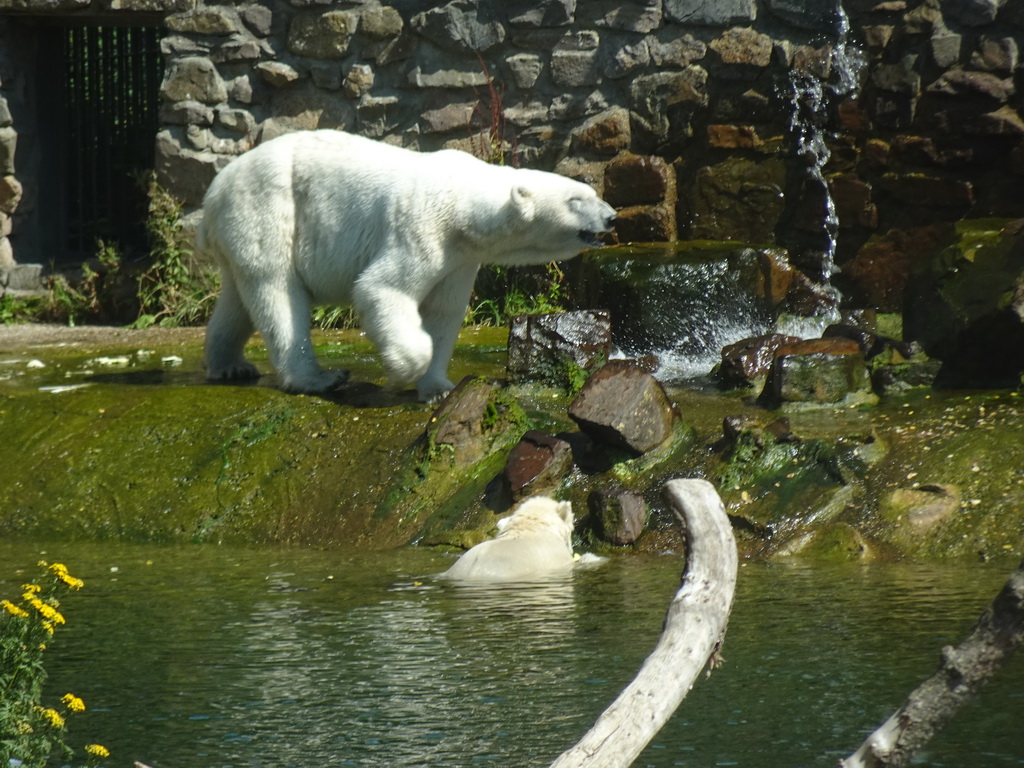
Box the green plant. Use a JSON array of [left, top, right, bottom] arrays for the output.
[[311, 304, 360, 330], [468, 261, 567, 326], [0, 561, 109, 768], [133, 173, 219, 328]]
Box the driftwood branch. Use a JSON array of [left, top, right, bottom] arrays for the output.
[[548, 478, 739, 768], [840, 559, 1024, 768]]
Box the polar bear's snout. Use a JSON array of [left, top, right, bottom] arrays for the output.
[[579, 202, 618, 248]]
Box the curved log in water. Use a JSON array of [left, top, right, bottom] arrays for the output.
[[840, 558, 1024, 768], [548, 478, 739, 768]]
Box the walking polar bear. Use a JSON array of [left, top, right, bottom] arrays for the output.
[[440, 496, 576, 583], [198, 130, 617, 402]]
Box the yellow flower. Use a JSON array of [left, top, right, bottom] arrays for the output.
[[1, 599, 29, 618], [58, 572, 85, 590], [28, 597, 65, 624], [41, 620, 55, 636], [21, 583, 42, 594], [15, 721, 33, 735], [36, 707, 65, 728], [85, 744, 111, 758], [48, 562, 69, 575], [61, 693, 86, 712]]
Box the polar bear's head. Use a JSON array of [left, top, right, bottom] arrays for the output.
[[490, 170, 617, 263], [496, 496, 575, 547]]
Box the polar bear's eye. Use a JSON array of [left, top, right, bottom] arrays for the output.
[[569, 196, 584, 211]]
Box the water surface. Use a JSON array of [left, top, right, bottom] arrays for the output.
[[1, 543, 1021, 767]]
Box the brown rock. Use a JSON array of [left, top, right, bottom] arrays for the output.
[[706, 124, 762, 149], [603, 152, 673, 207], [500, 430, 574, 501], [426, 377, 499, 466], [829, 173, 878, 229], [709, 27, 772, 68], [765, 338, 875, 405], [572, 108, 631, 156], [568, 360, 677, 454]]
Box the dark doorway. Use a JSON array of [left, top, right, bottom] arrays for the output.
[[36, 21, 163, 265]]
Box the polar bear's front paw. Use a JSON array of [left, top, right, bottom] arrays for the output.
[[417, 376, 456, 404], [281, 369, 350, 394]]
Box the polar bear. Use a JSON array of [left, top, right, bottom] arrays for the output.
[[439, 496, 576, 582], [198, 130, 617, 402]]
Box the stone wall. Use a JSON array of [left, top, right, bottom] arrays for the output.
[[1, 0, 1022, 306]]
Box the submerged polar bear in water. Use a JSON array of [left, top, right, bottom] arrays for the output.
[[440, 496, 577, 583], [198, 130, 617, 402]]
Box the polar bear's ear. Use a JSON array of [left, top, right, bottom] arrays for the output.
[[556, 501, 574, 527], [510, 185, 536, 219]]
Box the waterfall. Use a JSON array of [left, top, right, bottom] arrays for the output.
[[782, 3, 866, 283]]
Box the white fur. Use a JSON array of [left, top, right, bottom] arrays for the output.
[[198, 130, 617, 402], [439, 496, 576, 582]]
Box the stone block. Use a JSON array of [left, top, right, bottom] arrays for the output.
[[664, 0, 756, 25], [591, 0, 661, 33], [3, 262, 43, 291], [709, 27, 773, 69], [160, 56, 228, 104], [568, 360, 677, 455], [647, 29, 707, 67], [929, 32, 962, 68], [360, 5, 403, 39], [165, 9, 239, 35], [342, 63, 374, 98], [571, 107, 631, 155], [0, 127, 15, 175], [765, 0, 845, 34], [604, 39, 650, 78], [506, 53, 544, 89], [551, 48, 601, 87], [0, 174, 22, 215], [613, 204, 676, 242], [412, 1, 505, 53], [287, 11, 359, 60], [256, 61, 301, 87], [420, 102, 477, 133], [507, 0, 575, 27], [604, 152, 672, 206], [239, 4, 272, 37]]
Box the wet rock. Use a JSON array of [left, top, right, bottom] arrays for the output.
[[763, 338, 876, 406], [499, 429, 574, 501], [841, 224, 956, 311], [904, 218, 1024, 387], [719, 333, 801, 388], [830, 173, 878, 230], [589, 486, 648, 545], [506, 310, 612, 387], [775, 522, 872, 561], [568, 360, 678, 455], [784, 271, 840, 316], [506, 0, 575, 27]]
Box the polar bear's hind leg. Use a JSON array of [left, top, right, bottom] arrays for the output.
[[248, 277, 349, 394]]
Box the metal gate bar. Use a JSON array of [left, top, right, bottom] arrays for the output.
[[64, 24, 162, 262]]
